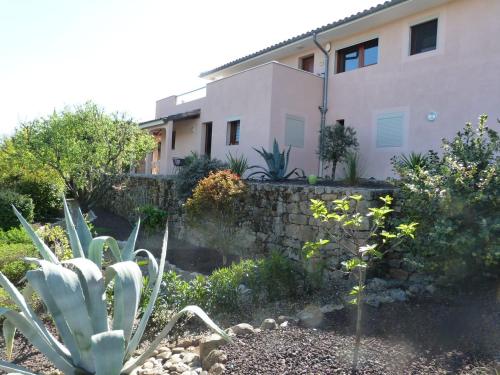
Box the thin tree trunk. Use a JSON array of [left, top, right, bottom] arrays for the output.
[[331, 161, 337, 180], [352, 267, 366, 373]]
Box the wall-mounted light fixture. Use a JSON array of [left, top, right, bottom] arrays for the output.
[[427, 111, 438, 122]]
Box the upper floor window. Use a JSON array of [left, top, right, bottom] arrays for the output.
[[299, 54, 314, 73], [336, 39, 378, 73], [227, 120, 240, 145], [410, 19, 438, 55]]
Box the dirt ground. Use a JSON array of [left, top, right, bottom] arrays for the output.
[[224, 284, 499, 374]]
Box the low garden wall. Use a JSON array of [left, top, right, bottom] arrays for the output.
[[103, 175, 416, 282]]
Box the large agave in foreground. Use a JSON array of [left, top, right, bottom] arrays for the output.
[[0, 199, 230, 375]]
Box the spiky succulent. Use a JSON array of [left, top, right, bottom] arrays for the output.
[[248, 139, 302, 181], [0, 199, 230, 375]]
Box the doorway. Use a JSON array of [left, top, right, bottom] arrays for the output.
[[204, 122, 212, 158]]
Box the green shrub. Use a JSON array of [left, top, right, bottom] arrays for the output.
[[152, 254, 300, 315], [175, 153, 227, 199], [36, 224, 72, 260], [0, 226, 30, 244], [12, 179, 64, 219], [0, 137, 66, 220], [137, 205, 168, 234], [206, 260, 258, 313], [0, 242, 37, 283], [254, 251, 299, 301], [0, 190, 34, 230], [0, 287, 14, 309], [393, 115, 500, 282]]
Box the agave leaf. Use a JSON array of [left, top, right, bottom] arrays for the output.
[[91, 330, 125, 375], [122, 219, 140, 261], [88, 236, 122, 269], [105, 261, 143, 343], [11, 206, 59, 264], [0, 272, 68, 359], [125, 227, 168, 359], [63, 258, 108, 334], [134, 249, 158, 289], [37, 260, 95, 372], [75, 207, 93, 257], [26, 270, 81, 365], [3, 319, 16, 361], [0, 360, 38, 375], [63, 198, 85, 258], [0, 309, 76, 374], [122, 305, 232, 374]]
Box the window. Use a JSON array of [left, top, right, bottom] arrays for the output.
[[337, 39, 378, 73], [171, 130, 176, 150], [376, 113, 405, 148], [227, 120, 240, 145], [336, 119, 345, 127], [285, 115, 305, 148], [299, 54, 314, 73], [410, 19, 438, 55]]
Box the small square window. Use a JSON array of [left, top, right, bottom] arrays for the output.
[[410, 19, 438, 55], [299, 54, 315, 73], [227, 120, 240, 145]]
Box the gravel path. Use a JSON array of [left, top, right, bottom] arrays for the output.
[[224, 326, 496, 374]]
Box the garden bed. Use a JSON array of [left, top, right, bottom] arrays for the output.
[[224, 286, 499, 374], [246, 177, 395, 189], [2, 283, 498, 374]]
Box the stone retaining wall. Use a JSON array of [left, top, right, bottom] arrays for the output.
[[103, 176, 405, 275]]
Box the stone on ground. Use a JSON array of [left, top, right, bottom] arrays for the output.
[[260, 318, 278, 330], [199, 333, 227, 363], [297, 305, 324, 328], [229, 323, 255, 336]]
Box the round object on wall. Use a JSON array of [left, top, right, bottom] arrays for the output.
[[427, 111, 438, 122]]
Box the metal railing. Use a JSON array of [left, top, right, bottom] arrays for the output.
[[175, 86, 206, 105]]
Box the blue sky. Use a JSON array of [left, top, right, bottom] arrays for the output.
[[0, 0, 380, 136]]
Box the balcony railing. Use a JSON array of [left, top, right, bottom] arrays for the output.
[[175, 86, 206, 105]]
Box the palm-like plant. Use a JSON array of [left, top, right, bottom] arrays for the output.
[[0, 199, 229, 375], [393, 152, 430, 172], [248, 139, 302, 181], [226, 152, 250, 177]]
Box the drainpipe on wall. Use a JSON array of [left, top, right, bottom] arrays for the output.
[[313, 33, 329, 178]]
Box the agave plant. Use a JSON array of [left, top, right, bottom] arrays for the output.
[[248, 139, 302, 181], [0, 199, 230, 375]]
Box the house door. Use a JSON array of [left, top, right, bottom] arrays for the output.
[[204, 122, 212, 158]]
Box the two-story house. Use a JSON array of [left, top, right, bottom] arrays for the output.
[[138, 0, 500, 179]]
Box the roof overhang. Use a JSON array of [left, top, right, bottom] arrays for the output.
[[139, 109, 201, 129], [200, 0, 452, 79]]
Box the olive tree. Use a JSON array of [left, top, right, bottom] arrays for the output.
[[319, 122, 359, 179], [11, 102, 156, 207]]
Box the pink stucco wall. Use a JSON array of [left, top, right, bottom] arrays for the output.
[[275, 0, 500, 178], [152, 0, 500, 179]]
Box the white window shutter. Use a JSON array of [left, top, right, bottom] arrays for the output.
[[285, 115, 305, 148], [376, 113, 404, 148]]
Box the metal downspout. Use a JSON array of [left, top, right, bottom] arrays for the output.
[[313, 33, 329, 178]]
